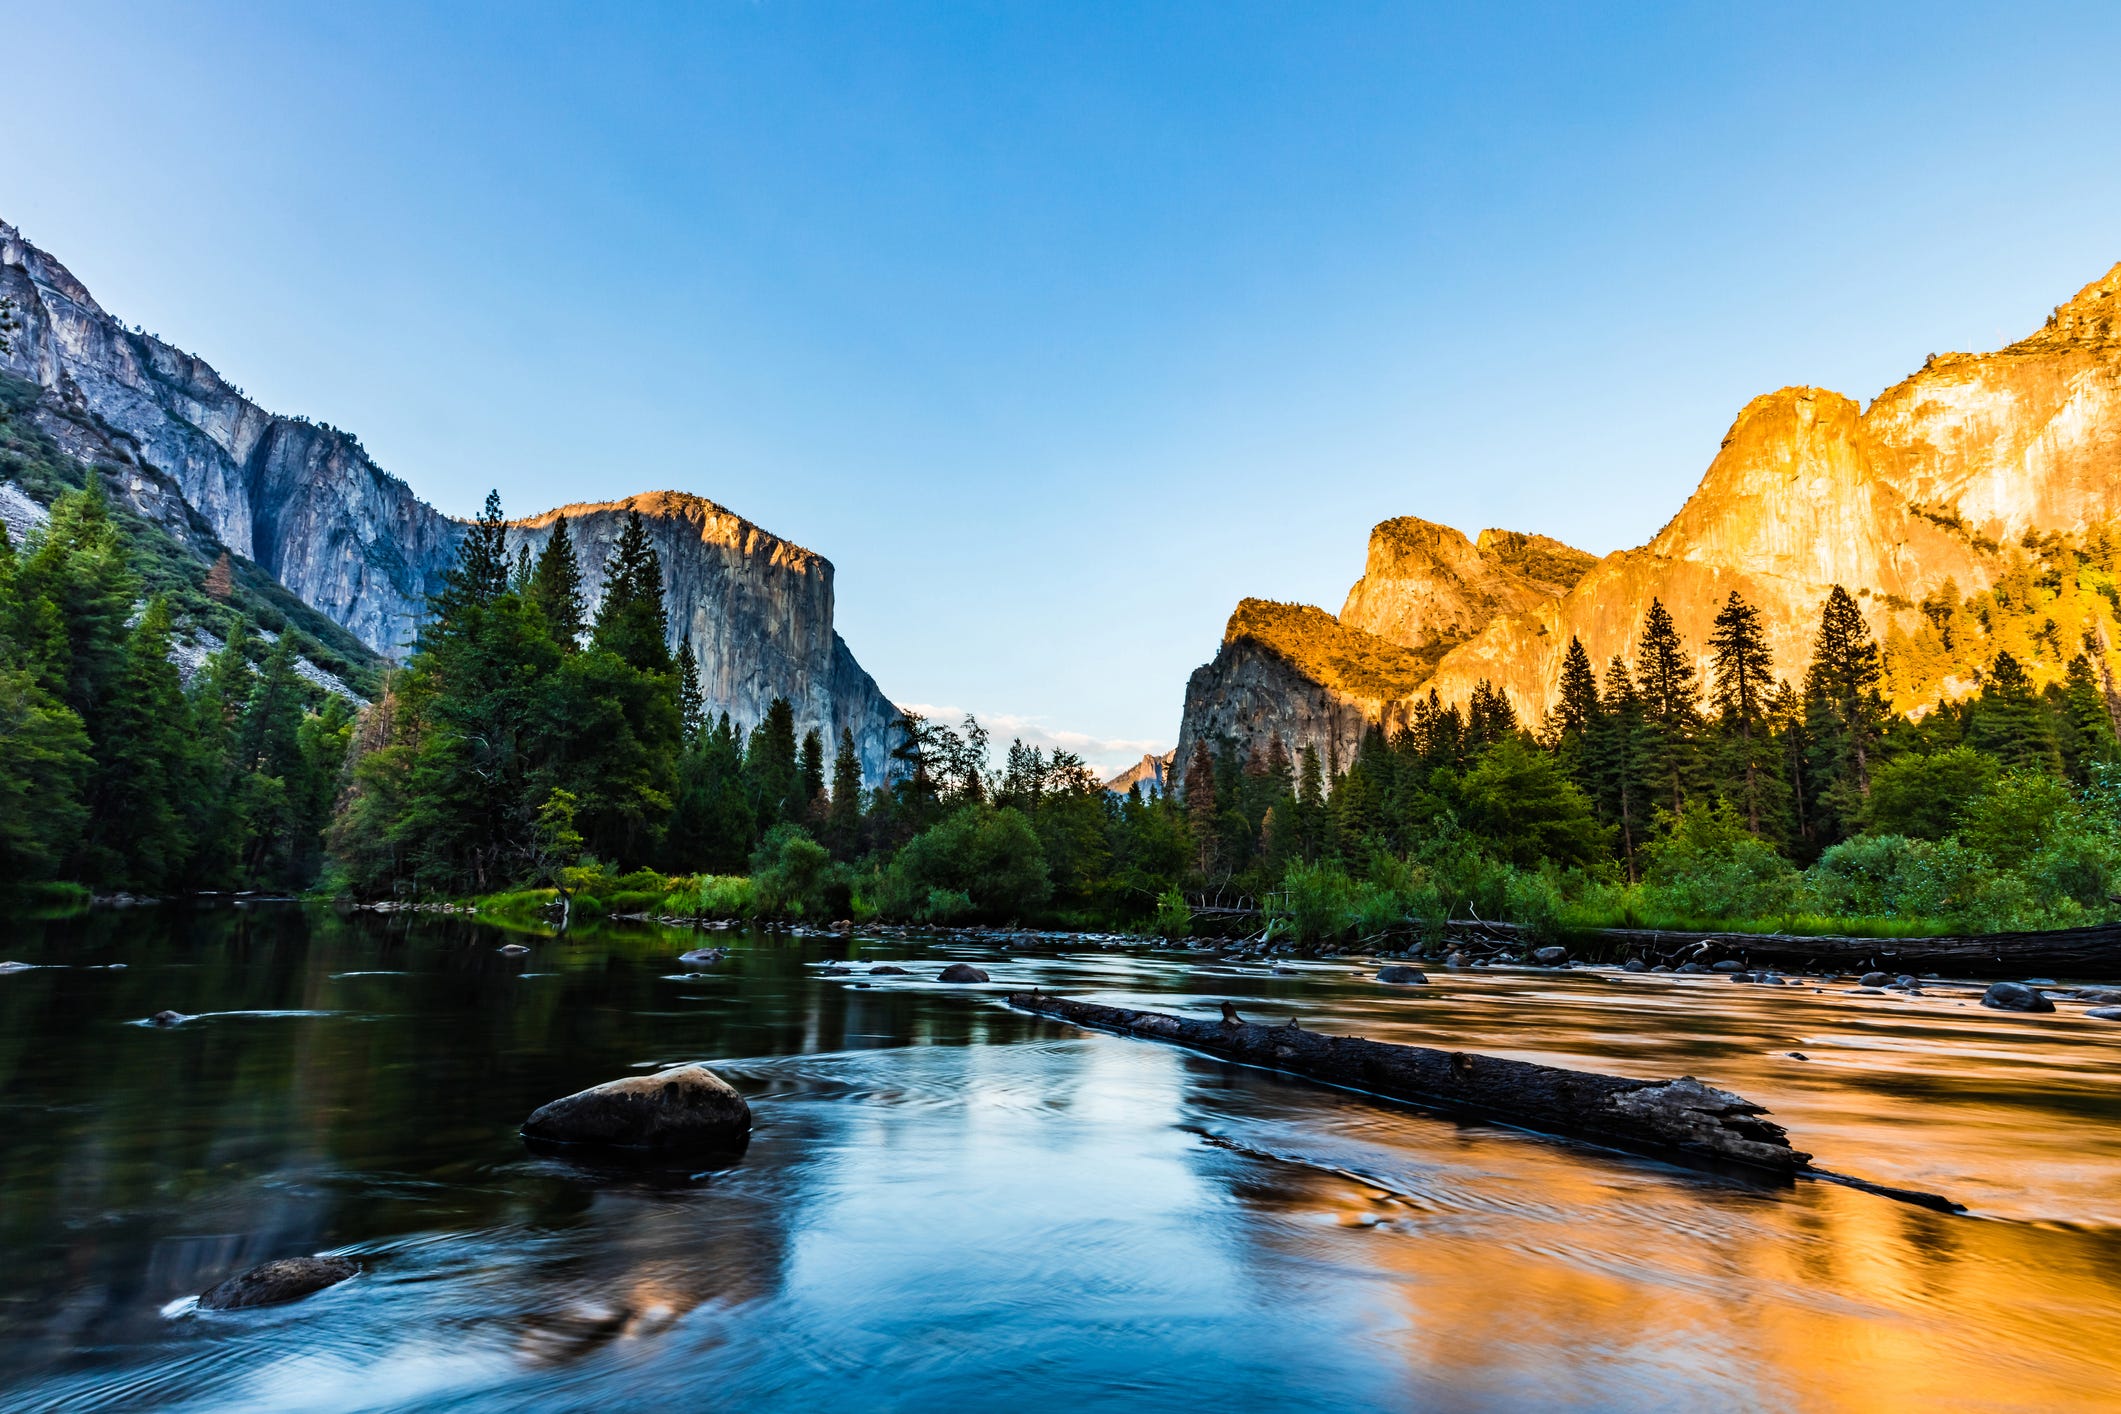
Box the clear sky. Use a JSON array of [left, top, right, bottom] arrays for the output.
[[8, 2, 2121, 774]]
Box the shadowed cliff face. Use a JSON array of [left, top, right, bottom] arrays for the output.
[[1178, 260, 2121, 767], [0, 220, 899, 780], [510, 495, 897, 783]]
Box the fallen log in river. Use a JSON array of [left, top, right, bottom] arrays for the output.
[[1007, 992, 1962, 1212]]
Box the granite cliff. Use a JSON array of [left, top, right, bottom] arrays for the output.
[[0, 220, 899, 779], [1177, 261, 2121, 781]]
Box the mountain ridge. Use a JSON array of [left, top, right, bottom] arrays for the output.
[[0, 219, 901, 780], [1176, 260, 2121, 779]]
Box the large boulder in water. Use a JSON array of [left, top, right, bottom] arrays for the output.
[[523, 1065, 752, 1152], [937, 964, 990, 983], [1981, 982, 2055, 1013], [198, 1256, 357, 1311], [1376, 966, 1428, 985]]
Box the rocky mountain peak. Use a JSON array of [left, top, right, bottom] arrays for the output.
[[1339, 515, 1594, 661]]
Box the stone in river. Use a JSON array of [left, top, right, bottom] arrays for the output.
[[868, 964, 908, 975], [1980, 981, 2055, 1013], [2085, 1007, 2121, 1021], [1858, 972, 1891, 987], [1711, 960, 1745, 973], [937, 964, 990, 983], [679, 948, 727, 966], [2025, 977, 2058, 986], [198, 1255, 358, 1311], [0, 960, 33, 973], [1677, 962, 1711, 974], [1623, 958, 1648, 972], [497, 943, 530, 956], [1531, 946, 1568, 966], [1375, 966, 1428, 985], [522, 1065, 752, 1151], [151, 1010, 187, 1026]]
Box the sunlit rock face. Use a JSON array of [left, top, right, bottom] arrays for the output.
[[0, 220, 898, 778], [1340, 518, 1595, 660], [1179, 260, 2121, 762]]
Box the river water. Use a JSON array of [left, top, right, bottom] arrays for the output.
[[1, 906, 2118, 1412]]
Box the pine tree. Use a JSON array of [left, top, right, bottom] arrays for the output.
[[1635, 598, 1701, 813], [1550, 634, 1603, 800], [744, 697, 804, 827], [513, 543, 532, 592], [1707, 590, 1777, 832], [2052, 653, 2120, 785], [1589, 656, 1655, 879], [828, 727, 864, 857], [1466, 680, 1518, 750], [81, 596, 191, 887], [800, 728, 826, 814], [1185, 738, 1218, 875], [1803, 585, 1890, 841], [1968, 650, 2061, 774], [433, 489, 510, 623], [677, 636, 705, 741], [591, 511, 672, 675], [528, 515, 587, 648]]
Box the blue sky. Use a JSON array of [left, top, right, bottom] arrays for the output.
[[8, 2, 2121, 773]]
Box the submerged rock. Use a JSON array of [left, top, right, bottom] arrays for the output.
[[1376, 966, 1428, 985], [1857, 972, 1891, 987], [1531, 946, 1568, 966], [0, 960, 33, 974], [867, 964, 908, 975], [151, 1010, 188, 1026], [1623, 959, 1648, 973], [523, 1065, 752, 1152], [1711, 960, 1745, 973], [2086, 1007, 2121, 1021], [679, 948, 727, 966], [198, 1255, 358, 1311], [936, 964, 990, 983], [497, 944, 530, 956], [1980, 982, 2055, 1014]]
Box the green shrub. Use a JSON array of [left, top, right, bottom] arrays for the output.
[[752, 824, 847, 919], [693, 875, 755, 919], [1862, 746, 2000, 840], [1151, 887, 1191, 939], [883, 805, 1051, 923]]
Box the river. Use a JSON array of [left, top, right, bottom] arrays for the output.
[[1, 906, 2118, 1411]]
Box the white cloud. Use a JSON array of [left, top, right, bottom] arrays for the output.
[[902, 704, 1170, 782]]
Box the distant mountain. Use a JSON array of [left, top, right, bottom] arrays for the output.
[[1176, 262, 2121, 780], [0, 219, 900, 779], [1104, 750, 1173, 798]]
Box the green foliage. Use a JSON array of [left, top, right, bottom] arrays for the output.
[[1457, 734, 1608, 868], [881, 805, 1051, 923], [751, 824, 850, 920], [1150, 887, 1191, 939], [1861, 746, 2001, 841], [1640, 800, 1803, 920]]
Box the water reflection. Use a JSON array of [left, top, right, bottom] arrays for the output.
[[1, 908, 2119, 1410]]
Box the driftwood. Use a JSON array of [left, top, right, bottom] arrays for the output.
[[1007, 992, 1808, 1177]]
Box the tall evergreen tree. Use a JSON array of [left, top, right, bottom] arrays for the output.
[[1707, 590, 1777, 832], [1635, 598, 1701, 813], [2051, 653, 2120, 785], [1968, 650, 2061, 774], [591, 511, 672, 674], [80, 596, 190, 887], [799, 728, 826, 815], [1590, 656, 1655, 878], [827, 727, 864, 857], [1803, 586, 1890, 841], [528, 515, 587, 648], [677, 636, 705, 741], [433, 489, 510, 624], [1184, 738, 1218, 875], [744, 697, 804, 827]]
